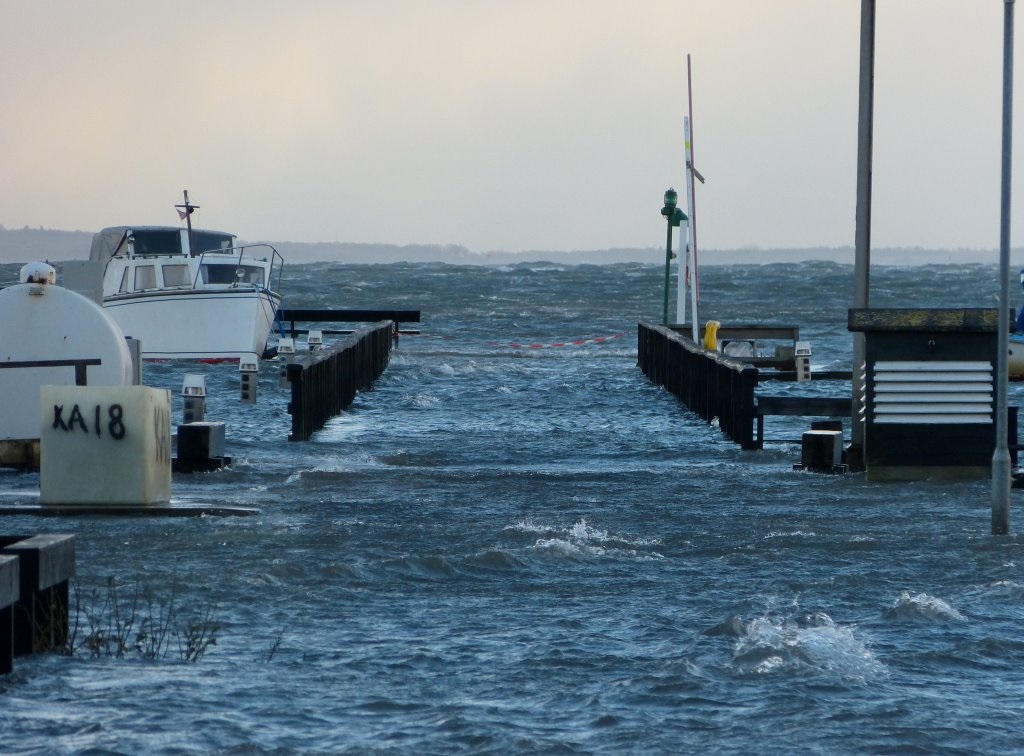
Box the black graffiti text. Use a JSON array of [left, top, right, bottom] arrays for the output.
[[51, 403, 127, 440]]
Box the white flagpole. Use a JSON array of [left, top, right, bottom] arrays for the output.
[[676, 226, 691, 327], [676, 117, 691, 328], [683, 117, 698, 341], [682, 54, 701, 342]]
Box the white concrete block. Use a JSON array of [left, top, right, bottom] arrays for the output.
[[39, 385, 172, 505]]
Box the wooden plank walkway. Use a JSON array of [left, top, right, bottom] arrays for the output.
[[755, 395, 852, 447]]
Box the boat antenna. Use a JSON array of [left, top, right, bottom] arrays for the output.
[[175, 189, 199, 255]]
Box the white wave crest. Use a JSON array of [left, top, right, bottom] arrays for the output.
[[410, 393, 441, 408], [732, 613, 886, 683], [884, 591, 967, 623], [504, 518, 554, 535], [523, 518, 663, 559]]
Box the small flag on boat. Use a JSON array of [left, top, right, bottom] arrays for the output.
[[175, 190, 199, 220]]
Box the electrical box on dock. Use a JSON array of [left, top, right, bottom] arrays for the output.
[[849, 308, 1007, 481]]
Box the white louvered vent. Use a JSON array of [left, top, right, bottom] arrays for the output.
[[866, 360, 993, 425]]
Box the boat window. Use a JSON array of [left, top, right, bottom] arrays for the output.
[[190, 231, 234, 255], [134, 265, 157, 290], [237, 265, 266, 285], [162, 264, 189, 287], [130, 230, 182, 256], [200, 264, 265, 286], [118, 267, 129, 294]]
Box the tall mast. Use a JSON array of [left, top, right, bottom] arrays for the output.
[[686, 53, 699, 333], [676, 54, 704, 340], [175, 189, 199, 255]]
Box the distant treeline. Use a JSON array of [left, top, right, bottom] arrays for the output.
[[0, 227, 661, 265], [0, 226, 1002, 266], [0, 227, 94, 263]]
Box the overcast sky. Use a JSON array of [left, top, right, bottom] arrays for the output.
[[1, 1, 1019, 254]]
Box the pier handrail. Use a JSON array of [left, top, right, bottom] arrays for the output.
[[191, 244, 284, 293]]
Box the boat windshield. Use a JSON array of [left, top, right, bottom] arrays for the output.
[[200, 264, 266, 286], [190, 232, 235, 255], [130, 230, 182, 256]]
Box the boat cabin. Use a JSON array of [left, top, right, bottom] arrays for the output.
[[89, 226, 271, 295], [91, 226, 235, 260]]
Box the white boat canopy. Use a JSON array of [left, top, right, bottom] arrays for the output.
[[88, 226, 236, 265]]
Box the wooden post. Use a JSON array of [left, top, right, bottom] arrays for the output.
[[0, 555, 18, 674], [287, 321, 394, 441], [0, 535, 75, 655]]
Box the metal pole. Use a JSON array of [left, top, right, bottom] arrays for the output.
[[683, 116, 699, 340], [176, 189, 199, 256], [663, 220, 673, 326], [850, 0, 876, 472], [675, 236, 687, 326], [993, 0, 1014, 535], [675, 202, 688, 327], [686, 55, 700, 338], [676, 117, 690, 326]]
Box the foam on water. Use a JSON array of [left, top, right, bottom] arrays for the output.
[[4, 261, 1024, 753], [884, 591, 968, 623], [730, 612, 887, 684]]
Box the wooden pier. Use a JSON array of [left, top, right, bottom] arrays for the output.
[[637, 322, 851, 449], [638, 322, 759, 448], [286, 320, 394, 441], [276, 308, 421, 441], [276, 308, 421, 338]]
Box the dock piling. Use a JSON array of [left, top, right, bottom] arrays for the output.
[[0, 534, 75, 659], [286, 321, 394, 441]]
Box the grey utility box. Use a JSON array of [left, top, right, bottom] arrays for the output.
[[848, 308, 1003, 481]]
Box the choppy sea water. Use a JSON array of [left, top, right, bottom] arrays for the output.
[[2, 260, 1024, 753]]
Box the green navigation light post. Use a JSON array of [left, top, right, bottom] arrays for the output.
[[661, 188, 687, 325]]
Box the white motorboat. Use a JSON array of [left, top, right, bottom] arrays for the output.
[[1009, 333, 1024, 380], [1011, 270, 1024, 380], [87, 193, 283, 361]]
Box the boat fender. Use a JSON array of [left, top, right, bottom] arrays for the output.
[[703, 320, 721, 351]]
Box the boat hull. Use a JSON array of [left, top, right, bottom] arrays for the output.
[[103, 287, 281, 360], [1010, 334, 1024, 380]]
